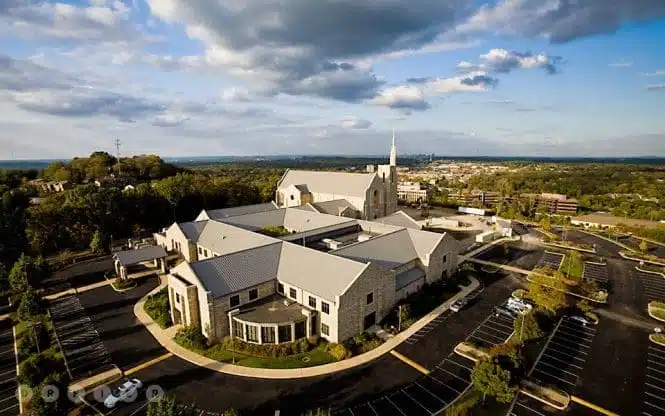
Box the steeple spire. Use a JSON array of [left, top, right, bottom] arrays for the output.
[[390, 129, 397, 166]]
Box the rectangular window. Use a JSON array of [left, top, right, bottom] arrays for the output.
[[321, 302, 329, 314], [230, 295, 240, 308], [289, 288, 297, 299], [321, 323, 329, 336], [277, 283, 284, 294], [249, 289, 258, 301], [175, 293, 180, 304], [366, 292, 373, 305], [232, 320, 243, 338], [204, 249, 208, 257], [308, 296, 316, 308], [246, 325, 259, 343], [261, 326, 275, 343], [443, 254, 447, 264], [278, 325, 292, 343], [198, 246, 202, 255]]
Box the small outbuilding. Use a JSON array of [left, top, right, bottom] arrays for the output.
[[113, 245, 167, 279]]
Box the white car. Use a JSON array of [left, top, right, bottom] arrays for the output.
[[507, 298, 533, 312], [104, 379, 143, 408], [450, 298, 468, 313]]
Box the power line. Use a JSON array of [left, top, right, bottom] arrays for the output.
[[113, 138, 122, 175]]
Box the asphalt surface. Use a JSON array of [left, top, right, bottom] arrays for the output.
[[0, 320, 18, 416], [474, 240, 544, 271]]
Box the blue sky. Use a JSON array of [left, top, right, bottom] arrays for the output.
[[1, 0, 665, 159]]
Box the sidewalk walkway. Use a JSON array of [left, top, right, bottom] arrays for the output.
[[134, 277, 480, 379], [43, 280, 111, 300]]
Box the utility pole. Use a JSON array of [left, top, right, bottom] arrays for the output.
[[113, 138, 122, 175]]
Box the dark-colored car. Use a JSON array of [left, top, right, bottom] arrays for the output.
[[494, 306, 517, 319]]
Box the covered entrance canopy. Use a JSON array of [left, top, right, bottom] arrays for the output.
[[113, 245, 167, 279]]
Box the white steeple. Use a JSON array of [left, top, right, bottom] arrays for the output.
[[390, 129, 397, 166]]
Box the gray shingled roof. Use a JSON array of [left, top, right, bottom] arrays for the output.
[[190, 243, 282, 298], [279, 170, 377, 197], [311, 199, 359, 216], [376, 211, 421, 229], [396, 267, 425, 290], [331, 229, 418, 269], [114, 245, 167, 267], [277, 243, 367, 301], [197, 220, 279, 256], [219, 207, 354, 235], [205, 202, 278, 220], [180, 220, 208, 242]]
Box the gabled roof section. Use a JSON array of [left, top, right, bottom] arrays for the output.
[[218, 207, 355, 234], [200, 202, 279, 221], [190, 243, 282, 298], [277, 243, 367, 302], [197, 220, 279, 256], [220, 209, 287, 232], [406, 228, 446, 259], [311, 199, 359, 216], [331, 229, 418, 269], [278, 170, 376, 198], [375, 211, 421, 229], [179, 220, 208, 242], [114, 245, 167, 267]]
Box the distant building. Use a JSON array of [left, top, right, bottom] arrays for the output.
[[397, 181, 430, 203], [571, 213, 662, 229], [28, 179, 71, 193], [451, 191, 578, 214]]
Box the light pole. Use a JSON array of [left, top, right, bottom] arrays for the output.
[[398, 305, 403, 332]]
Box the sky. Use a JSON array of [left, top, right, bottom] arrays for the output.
[[1, 0, 665, 159]]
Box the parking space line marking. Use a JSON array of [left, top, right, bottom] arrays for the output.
[[533, 368, 576, 386], [435, 366, 469, 383], [648, 351, 665, 360], [647, 366, 665, 376], [440, 359, 472, 371], [366, 402, 379, 415], [384, 396, 407, 416], [538, 361, 579, 378], [560, 321, 596, 333], [516, 401, 546, 416], [646, 382, 665, 393], [400, 388, 430, 413], [428, 374, 462, 395], [474, 329, 507, 342], [549, 340, 588, 355], [645, 401, 665, 411], [556, 330, 594, 344], [542, 353, 583, 369], [647, 359, 665, 368], [415, 381, 447, 404], [390, 350, 430, 375]]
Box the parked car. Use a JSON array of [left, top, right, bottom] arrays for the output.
[[450, 298, 468, 313], [494, 306, 517, 319], [567, 315, 598, 326], [507, 298, 533, 313], [104, 379, 143, 408]]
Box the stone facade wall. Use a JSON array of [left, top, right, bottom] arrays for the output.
[[337, 264, 395, 342], [424, 235, 458, 284], [209, 280, 277, 341]]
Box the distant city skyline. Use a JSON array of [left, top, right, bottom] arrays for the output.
[[1, 0, 665, 158]]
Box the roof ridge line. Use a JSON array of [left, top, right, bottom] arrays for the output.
[[192, 240, 283, 265], [329, 226, 407, 253]]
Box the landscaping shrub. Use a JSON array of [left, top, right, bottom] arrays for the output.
[[17, 324, 50, 361], [297, 338, 310, 354], [651, 301, 665, 309], [444, 389, 482, 416], [113, 277, 135, 290], [221, 337, 314, 358], [308, 334, 320, 346], [174, 326, 206, 350], [18, 353, 63, 388], [144, 288, 172, 328], [29, 372, 69, 416], [17, 288, 43, 321], [345, 332, 383, 355], [327, 343, 350, 361], [513, 310, 544, 343], [147, 395, 199, 416]]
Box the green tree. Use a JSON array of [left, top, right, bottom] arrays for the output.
[[640, 239, 649, 253], [9, 254, 29, 292], [513, 310, 543, 343], [471, 357, 518, 403], [539, 217, 552, 232], [527, 269, 568, 313], [18, 288, 43, 321], [89, 230, 107, 254], [29, 373, 69, 416], [147, 395, 199, 416]]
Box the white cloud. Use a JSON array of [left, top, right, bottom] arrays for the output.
[[426, 71, 498, 93], [609, 60, 633, 68], [645, 70, 665, 76], [371, 85, 430, 112], [341, 117, 372, 129], [479, 49, 561, 74], [221, 87, 253, 102]]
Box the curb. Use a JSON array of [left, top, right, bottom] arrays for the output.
[[647, 306, 665, 323], [12, 325, 22, 414], [542, 242, 596, 254], [620, 251, 665, 267], [134, 277, 480, 379], [650, 334, 665, 347], [577, 230, 634, 252], [525, 275, 607, 304]]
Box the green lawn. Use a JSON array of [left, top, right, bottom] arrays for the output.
[[560, 253, 584, 279]]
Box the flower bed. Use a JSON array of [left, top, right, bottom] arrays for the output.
[[651, 334, 665, 347], [520, 379, 570, 410], [620, 251, 665, 266], [454, 341, 489, 362], [648, 302, 665, 323]]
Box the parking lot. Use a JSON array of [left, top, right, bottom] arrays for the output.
[[49, 294, 116, 380], [638, 269, 665, 305], [643, 340, 665, 416], [582, 261, 609, 286], [332, 311, 515, 416], [537, 251, 564, 270], [0, 320, 18, 416]]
